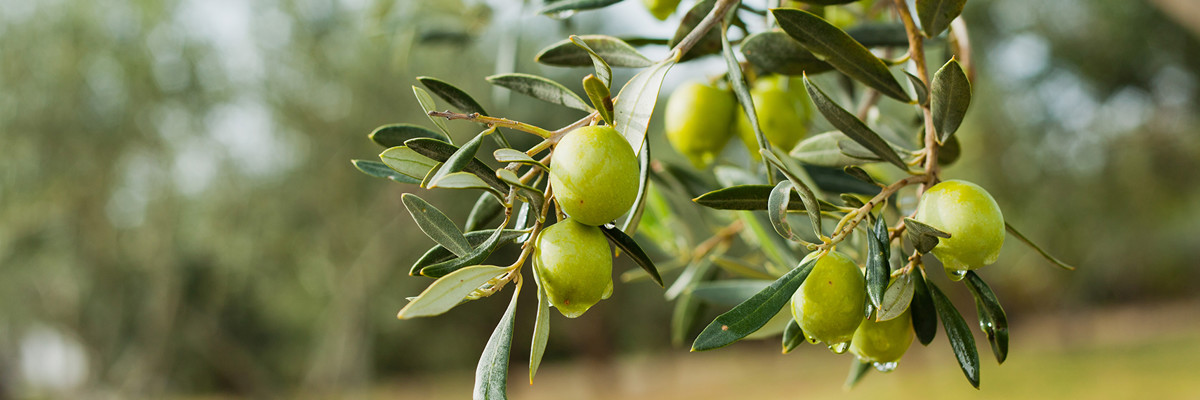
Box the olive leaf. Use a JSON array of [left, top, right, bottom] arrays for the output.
[[417, 76, 511, 148], [767, 180, 807, 243], [691, 257, 817, 351], [474, 281, 520, 400], [916, 0, 967, 38], [803, 76, 909, 170], [529, 265, 550, 383], [409, 229, 526, 277], [693, 184, 836, 211], [669, 0, 722, 61], [396, 265, 507, 319], [690, 280, 773, 307], [371, 148, 428, 180], [782, 319, 805, 354], [619, 141, 651, 234], [905, 71, 930, 106], [412, 86, 453, 141], [910, 270, 939, 345], [426, 129, 487, 188], [465, 193, 505, 238], [486, 73, 592, 112], [773, 9, 910, 102], [964, 271, 1009, 364], [791, 131, 865, 168], [1006, 222, 1077, 271], [418, 224, 517, 278], [613, 57, 674, 157], [762, 149, 824, 239], [403, 193, 472, 257], [352, 159, 421, 184], [931, 59, 971, 144], [671, 291, 704, 347], [741, 31, 833, 76], [844, 359, 872, 390], [537, 0, 624, 16], [866, 215, 892, 309], [876, 271, 915, 322], [738, 211, 800, 273], [904, 217, 951, 254], [929, 281, 981, 389], [571, 36, 613, 88], [600, 225, 664, 287], [534, 35, 652, 68], [723, 21, 770, 163], [370, 123, 448, 148], [405, 138, 509, 192], [583, 74, 614, 125]]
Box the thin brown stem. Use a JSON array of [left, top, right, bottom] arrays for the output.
[[670, 0, 740, 61], [890, 0, 941, 194], [819, 174, 930, 251], [428, 111, 555, 138]]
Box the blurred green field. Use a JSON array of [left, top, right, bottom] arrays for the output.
[[360, 301, 1200, 400]]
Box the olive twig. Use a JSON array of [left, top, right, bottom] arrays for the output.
[[889, 0, 941, 193], [428, 110, 556, 138], [669, 0, 740, 62], [820, 174, 930, 251]]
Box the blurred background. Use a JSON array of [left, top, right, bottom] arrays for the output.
[[2, 0, 1199, 398]]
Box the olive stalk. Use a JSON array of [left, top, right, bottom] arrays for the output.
[[819, 174, 930, 251], [889, 0, 941, 193], [427, 110, 556, 138]]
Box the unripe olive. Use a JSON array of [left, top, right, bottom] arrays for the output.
[[914, 180, 1005, 272], [533, 218, 614, 318], [849, 309, 914, 364], [736, 76, 811, 157], [791, 250, 866, 348], [642, 0, 681, 20], [550, 126, 640, 226], [664, 81, 736, 169]]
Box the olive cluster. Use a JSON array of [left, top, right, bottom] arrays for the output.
[[664, 75, 812, 169]]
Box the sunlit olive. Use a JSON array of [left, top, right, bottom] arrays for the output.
[[849, 309, 914, 364], [533, 218, 614, 318], [914, 180, 1005, 272], [550, 125, 640, 226], [736, 75, 811, 157], [642, 0, 681, 20], [790, 250, 866, 349], [664, 80, 736, 169]]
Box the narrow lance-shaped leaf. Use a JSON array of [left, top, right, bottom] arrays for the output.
[[671, 291, 704, 347], [402, 193, 472, 257], [474, 281, 520, 400], [790, 131, 865, 168], [352, 159, 421, 184], [537, 0, 624, 16], [614, 57, 674, 157], [405, 138, 509, 192], [665, 257, 715, 302], [619, 141, 651, 235], [803, 76, 909, 170], [739, 211, 800, 273], [534, 34, 652, 68], [905, 217, 950, 254], [866, 215, 891, 309], [917, 0, 967, 38], [693, 184, 838, 211], [773, 9, 910, 101], [427, 129, 488, 188], [929, 282, 981, 389], [1006, 222, 1077, 270], [964, 271, 1009, 364], [767, 181, 806, 242], [529, 266, 550, 383], [583, 74, 614, 125], [418, 76, 511, 148], [420, 221, 514, 278], [486, 73, 592, 112], [601, 225, 664, 287], [397, 265, 507, 319], [410, 229, 526, 277], [931, 59, 971, 144], [876, 271, 915, 322], [910, 270, 938, 345], [741, 31, 833, 76], [465, 193, 505, 232], [723, 21, 771, 164], [412, 86, 453, 142], [571, 35, 613, 88], [905, 71, 929, 106], [691, 257, 817, 351], [689, 280, 773, 306], [844, 359, 872, 390], [782, 319, 805, 354], [762, 149, 823, 239], [669, 0, 722, 61], [370, 123, 447, 148], [432, 172, 501, 196]]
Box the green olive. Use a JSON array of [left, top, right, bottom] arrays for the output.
[[790, 250, 866, 348], [914, 180, 1005, 272], [533, 218, 614, 318], [664, 81, 736, 169], [549, 125, 640, 226], [849, 309, 914, 364], [642, 0, 681, 20], [736, 76, 811, 158]]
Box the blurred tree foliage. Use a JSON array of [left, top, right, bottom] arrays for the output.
[[0, 0, 1198, 397]]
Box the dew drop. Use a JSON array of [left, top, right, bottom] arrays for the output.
[[946, 268, 967, 281], [981, 321, 996, 338], [545, 10, 577, 19], [872, 361, 898, 373], [828, 341, 850, 354]]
